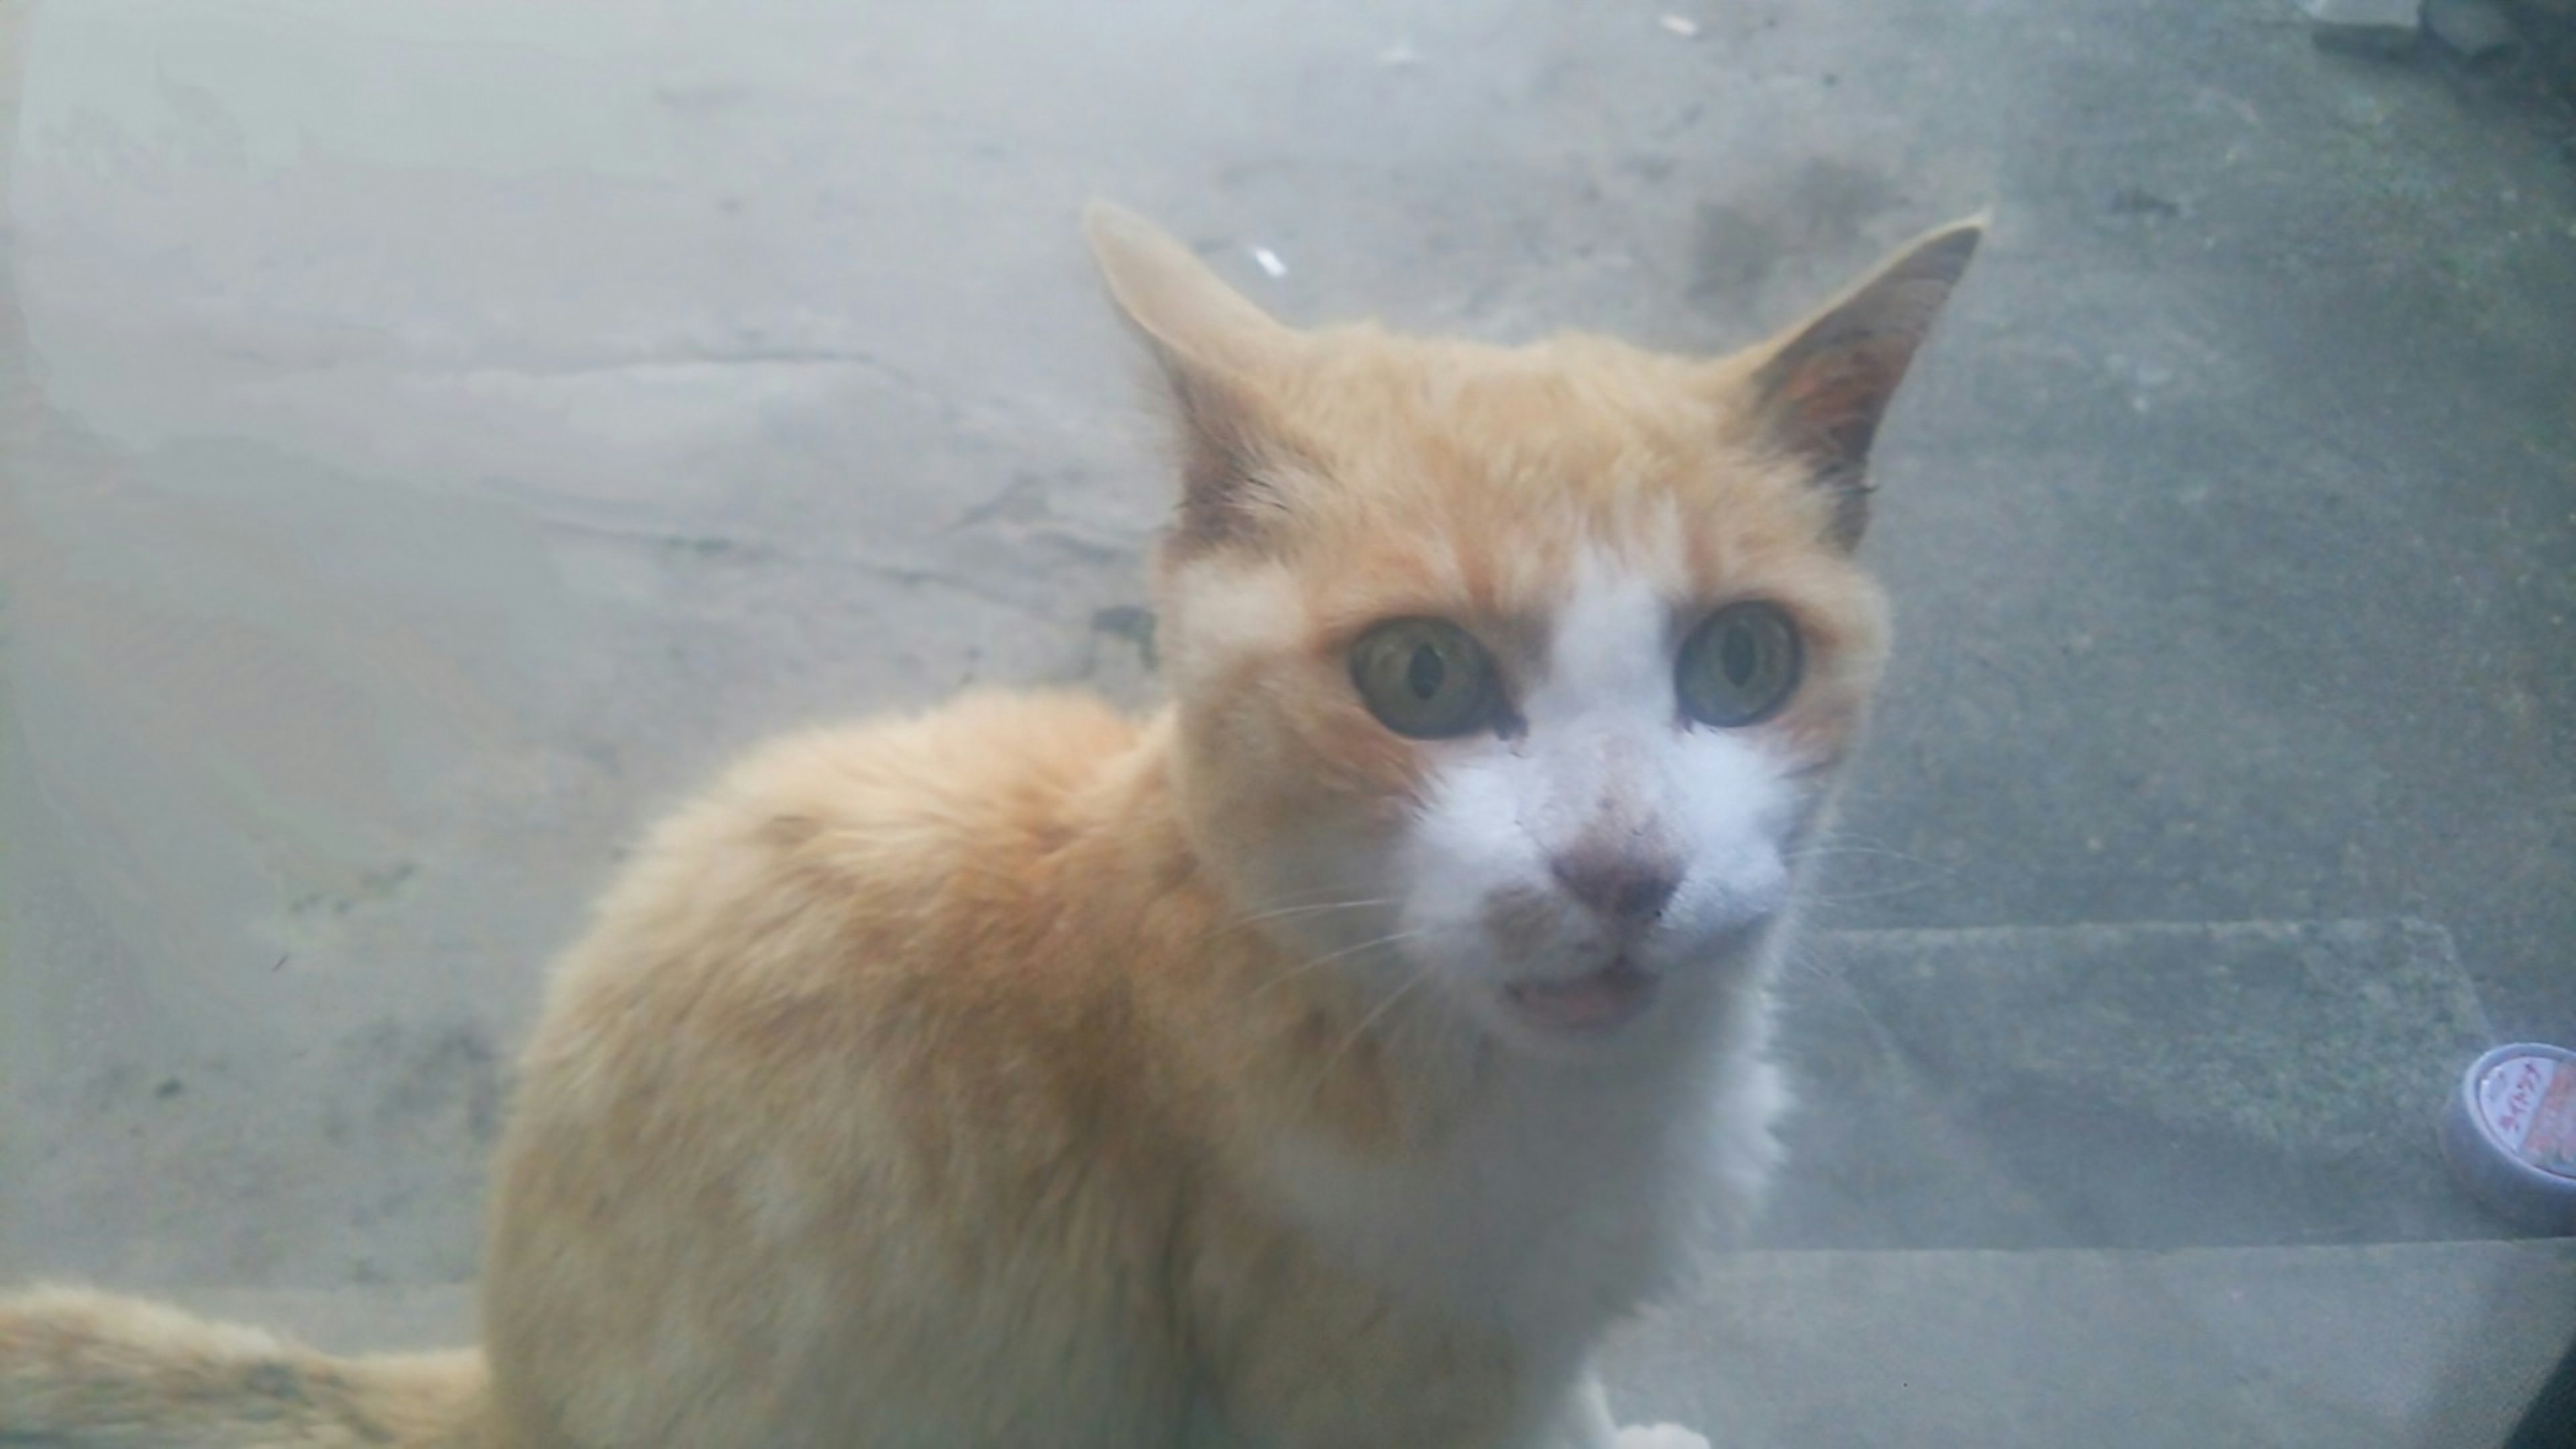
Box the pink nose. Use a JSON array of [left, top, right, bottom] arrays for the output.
[[1550, 845, 1680, 924]]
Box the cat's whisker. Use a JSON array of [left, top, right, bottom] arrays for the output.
[[1799, 866, 1957, 904], [1785, 839, 1956, 914], [1240, 926, 1429, 1006], [1245, 896, 1400, 922], [1785, 844, 1948, 875], [1787, 843, 1928, 861], [1194, 896, 1399, 950], [1242, 882, 1381, 908], [1770, 934, 1849, 990], [1326, 961, 1440, 1065]]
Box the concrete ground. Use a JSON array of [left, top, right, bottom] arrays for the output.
[[3, 0, 2574, 1442]]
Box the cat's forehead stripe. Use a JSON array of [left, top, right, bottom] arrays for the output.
[[1531, 551, 1675, 722]]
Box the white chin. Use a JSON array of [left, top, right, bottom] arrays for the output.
[[1499, 957, 1661, 1035]]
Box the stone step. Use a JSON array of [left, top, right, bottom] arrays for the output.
[[162, 1239, 2576, 1448], [1607, 1240, 2576, 1449], [1760, 918, 2508, 1250]]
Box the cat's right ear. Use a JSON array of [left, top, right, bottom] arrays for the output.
[[1084, 201, 1302, 551], [1736, 216, 1984, 549]]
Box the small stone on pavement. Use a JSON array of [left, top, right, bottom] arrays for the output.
[[2423, 0, 2520, 56]]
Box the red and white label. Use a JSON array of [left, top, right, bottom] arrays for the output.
[[2479, 1055, 2576, 1177]]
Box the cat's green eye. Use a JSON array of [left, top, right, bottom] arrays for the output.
[[1676, 602, 1803, 728], [1349, 619, 1503, 739]]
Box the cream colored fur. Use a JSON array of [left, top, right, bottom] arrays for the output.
[[0, 202, 1978, 1448]]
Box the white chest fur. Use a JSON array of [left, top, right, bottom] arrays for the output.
[[1255, 979, 1787, 1360]]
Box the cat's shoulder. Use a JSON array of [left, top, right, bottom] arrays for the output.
[[726, 689, 1133, 800], [627, 688, 1139, 892], [559, 688, 1142, 1016]]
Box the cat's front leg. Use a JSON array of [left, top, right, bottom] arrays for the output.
[[1542, 1372, 1711, 1449]]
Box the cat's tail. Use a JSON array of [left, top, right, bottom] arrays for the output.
[[0, 1285, 487, 1448]]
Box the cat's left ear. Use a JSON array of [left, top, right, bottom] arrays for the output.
[[1737, 216, 1984, 548], [1083, 202, 1298, 377], [1083, 201, 1309, 553]]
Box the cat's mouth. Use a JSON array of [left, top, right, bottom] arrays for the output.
[[1501, 957, 1659, 1032]]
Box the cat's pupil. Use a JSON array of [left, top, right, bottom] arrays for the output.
[[1721, 626, 1758, 687], [1406, 644, 1446, 699]]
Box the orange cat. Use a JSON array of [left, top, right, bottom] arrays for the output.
[[0, 201, 1978, 1447]]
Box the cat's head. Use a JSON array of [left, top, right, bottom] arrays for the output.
[[1088, 204, 1977, 1057]]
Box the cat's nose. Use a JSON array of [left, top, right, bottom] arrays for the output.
[[1550, 844, 1681, 925]]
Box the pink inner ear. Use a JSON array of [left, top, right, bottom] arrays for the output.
[[1747, 224, 1980, 545], [1770, 343, 1901, 478], [1756, 341, 1894, 547]]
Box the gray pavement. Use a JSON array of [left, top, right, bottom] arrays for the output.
[[3, 0, 2575, 1441], [1761, 919, 2504, 1251], [1605, 1240, 2576, 1449]]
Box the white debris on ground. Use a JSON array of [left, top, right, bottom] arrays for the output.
[[2296, 0, 2424, 50], [1659, 14, 1701, 38], [1250, 246, 1287, 278], [2423, 0, 2520, 56]]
